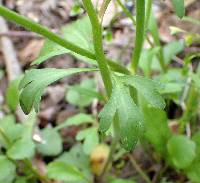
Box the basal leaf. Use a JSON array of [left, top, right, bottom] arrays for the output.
[[57, 144, 92, 180], [171, 0, 185, 18], [0, 115, 24, 147], [76, 127, 99, 154], [167, 135, 196, 169], [19, 68, 97, 114], [55, 113, 94, 131], [66, 78, 99, 107], [121, 75, 165, 109], [47, 161, 86, 182], [7, 112, 36, 160], [36, 127, 62, 156], [0, 155, 16, 183]]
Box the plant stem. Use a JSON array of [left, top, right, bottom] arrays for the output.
[[128, 154, 153, 183], [23, 159, 49, 183], [145, 0, 152, 34], [116, 0, 136, 25], [0, 5, 129, 75], [148, 12, 167, 72], [82, 1, 120, 179], [131, 0, 145, 73], [100, 115, 120, 177], [82, 0, 112, 96]]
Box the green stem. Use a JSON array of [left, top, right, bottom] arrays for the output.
[[82, 1, 120, 178], [0, 5, 129, 75], [145, 0, 152, 34], [128, 154, 153, 183], [148, 12, 167, 72], [82, 0, 112, 96], [100, 115, 120, 177], [131, 0, 146, 73], [116, 0, 136, 25]]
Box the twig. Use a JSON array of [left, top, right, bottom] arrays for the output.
[[0, 31, 42, 38]]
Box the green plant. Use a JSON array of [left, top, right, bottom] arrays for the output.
[[1, 0, 200, 182]]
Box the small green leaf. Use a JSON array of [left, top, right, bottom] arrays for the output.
[[163, 40, 185, 64], [47, 161, 86, 182], [57, 144, 92, 180], [0, 155, 16, 183], [6, 76, 22, 111], [66, 78, 98, 107], [36, 127, 62, 156], [32, 16, 95, 65], [0, 115, 24, 147], [171, 0, 185, 18], [7, 112, 36, 160], [167, 135, 196, 169], [139, 47, 160, 76], [76, 127, 99, 154], [55, 113, 94, 131], [19, 68, 97, 114], [121, 75, 165, 109], [169, 26, 186, 35], [7, 137, 35, 160]]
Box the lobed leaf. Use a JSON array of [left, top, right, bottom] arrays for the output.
[[120, 75, 165, 109], [19, 68, 97, 114], [115, 84, 144, 151], [99, 81, 144, 151]]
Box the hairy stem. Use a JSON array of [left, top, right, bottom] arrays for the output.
[[82, 0, 112, 96], [131, 0, 145, 73], [82, 1, 120, 178], [0, 5, 129, 75]]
